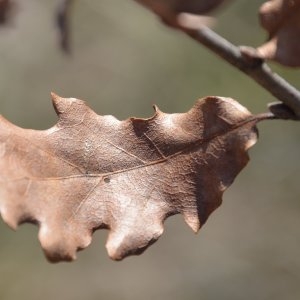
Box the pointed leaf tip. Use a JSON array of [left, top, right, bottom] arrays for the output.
[[51, 92, 78, 116], [0, 208, 18, 230], [50, 92, 60, 101], [183, 211, 201, 233], [153, 104, 163, 116], [51, 92, 66, 116], [50, 93, 90, 120]]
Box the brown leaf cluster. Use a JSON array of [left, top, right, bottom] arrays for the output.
[[0, 94, 262, 262], [257, 0, 300, 67], [134, 0, 227, 29]]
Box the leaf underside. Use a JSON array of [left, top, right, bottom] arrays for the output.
[[0, 94, 260, 262]]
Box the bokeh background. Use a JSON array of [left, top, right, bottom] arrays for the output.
[[0, 0, 300, 299]]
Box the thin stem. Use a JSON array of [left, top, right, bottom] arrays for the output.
[[183, 26, 300, 117]]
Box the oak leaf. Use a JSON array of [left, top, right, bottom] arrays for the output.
[[134, 0, 227, 29], [0, 94, 264, 262], [257, 0, 300, 67]]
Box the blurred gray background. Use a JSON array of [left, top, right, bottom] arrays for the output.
[[0, 1, 299, 299]]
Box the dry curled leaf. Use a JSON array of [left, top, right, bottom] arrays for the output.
[[257, 0, 300, 67], [0, 94, 267, 262], [134, 0, 227, 29]]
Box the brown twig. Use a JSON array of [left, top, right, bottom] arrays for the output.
[[182, 25, 300, 118]]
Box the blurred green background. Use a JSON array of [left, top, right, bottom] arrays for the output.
[[0, 0, 300, 299]]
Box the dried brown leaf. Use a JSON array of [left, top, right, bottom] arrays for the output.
[[0, 94, 264, 262], [257, 0, 300, 67], [134, 0, 227, 29]]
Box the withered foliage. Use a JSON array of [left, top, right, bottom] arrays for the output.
[[0, 94, 267, 262]]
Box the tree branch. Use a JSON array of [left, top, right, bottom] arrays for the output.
[[182, 25, 300, 118]]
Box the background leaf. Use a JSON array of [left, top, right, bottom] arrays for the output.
[[257, 0, 300, 67]]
